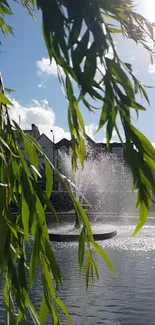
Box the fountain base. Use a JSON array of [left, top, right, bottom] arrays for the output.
[[48, 230, 117, 242]]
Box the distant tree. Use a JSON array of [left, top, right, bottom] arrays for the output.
[[0, 0, 155, 323]]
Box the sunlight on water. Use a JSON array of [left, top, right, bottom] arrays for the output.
[[49, 215, 155, 252], [102, 224, 155, 252], [1, 216, 155, 325]]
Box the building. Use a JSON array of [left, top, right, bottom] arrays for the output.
[[18, 124, 56, 166], [37, 133, 56, 167], [56, 138, 71, 155], [19, 124, 128, 191], [17, 124, 40, 157], [95, 142, 124, 159], [17, 124, 126, 167], [24, 123, 40, 139]]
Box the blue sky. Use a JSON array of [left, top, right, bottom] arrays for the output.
[[1, 0, 155, 144]]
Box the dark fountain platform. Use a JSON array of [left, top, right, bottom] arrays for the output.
[[48, 230, 117, 242]]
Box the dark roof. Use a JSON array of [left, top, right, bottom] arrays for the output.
[[56, 134, 95, 149], [85, 135, 95, 144], [109, 142, 124, 148], [37, 132, 126, 150], [95, 142, 107, 148], [56, 138, 71, 149]]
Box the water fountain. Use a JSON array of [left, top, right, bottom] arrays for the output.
[[48, 146, 135, 242]]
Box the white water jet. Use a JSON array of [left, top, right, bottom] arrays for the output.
[[58, 146, 136, 218]]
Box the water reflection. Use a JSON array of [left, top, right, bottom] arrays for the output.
[[1, 218, 155, 324]]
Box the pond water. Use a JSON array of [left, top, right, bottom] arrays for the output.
[[1, 216, 155, 324]]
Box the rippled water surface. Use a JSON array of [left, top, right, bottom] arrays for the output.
[[1, 216, 155, 324]]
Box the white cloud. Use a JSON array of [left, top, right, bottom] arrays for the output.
[[128, 50, 138, 63], [103, 129, 125, 143], [38, 81, 45, 88], [37, 57, 57, 76], [152, 142, 155, 148], [8, 98, 71, 143], [85, 124, 97, 140], [8, 98, 97, 144], [148, 64, 155, 74]]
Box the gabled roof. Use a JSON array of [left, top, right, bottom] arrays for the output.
[[85, 134, 95, 144], [37, 132, 126, 150], [56, 134, 95, 149], [56, 138, 71, 149], [37, 133, 55, 146]]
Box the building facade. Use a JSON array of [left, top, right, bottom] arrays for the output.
[[19, 124, 130, 192]]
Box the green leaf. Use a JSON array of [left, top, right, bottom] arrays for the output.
[[85, 249, 91, 290], [20, 168, 34, 211], [0, 136, 11, 151], [89, 87, 104, 101], [16, 309, 23, 324], [0, 92, 13, 105], [27, 300, 41, 325], [55, 297, 72, 324], [44, 238, 62, 285], [8, 254, 25, 312], [34, 196, 49, 239], [106, 59, 135, 99], [109, 27, 122, 33], [3, 280, 9, 309], [124, 62, 132, 72], [132, 199, 151, 236], [23, 135, 39, 181], [39, 296, 48, 324], [18, 255, 27, 290], [0, 4, 13, 15], [77, 134, 85, 165], [29, 227, 40, 288], [66, 75, 74, 104], [68, 16, 82, 47], [4, 88, 15, 93], [71, 29, 90, 66], [120, 95, 146, 111], [74, 102, 85, 135], [131, 125, 155, 161], [78, 227, 86, 269], [45, 158, 53, 199], [25, 133, 43, 152], [21, 197, 29, 237], [97, 101, 110, 132], [30, 165, 42, 179], [143, 153, 155, 171], [50, 305, 59, 325], [83, 42, 96, 89], [92, 259, 99, 280], [97, 75, 114, 132], [91, 241, 116, 275], [106, 106, 117, 146], [139, 84, 150, 105], [39, 189, 58, 221], [40, 253, 56, 297], [6, 221, 18, 239], [74, 199, 93, 240], [41, 261, 60, 325]]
